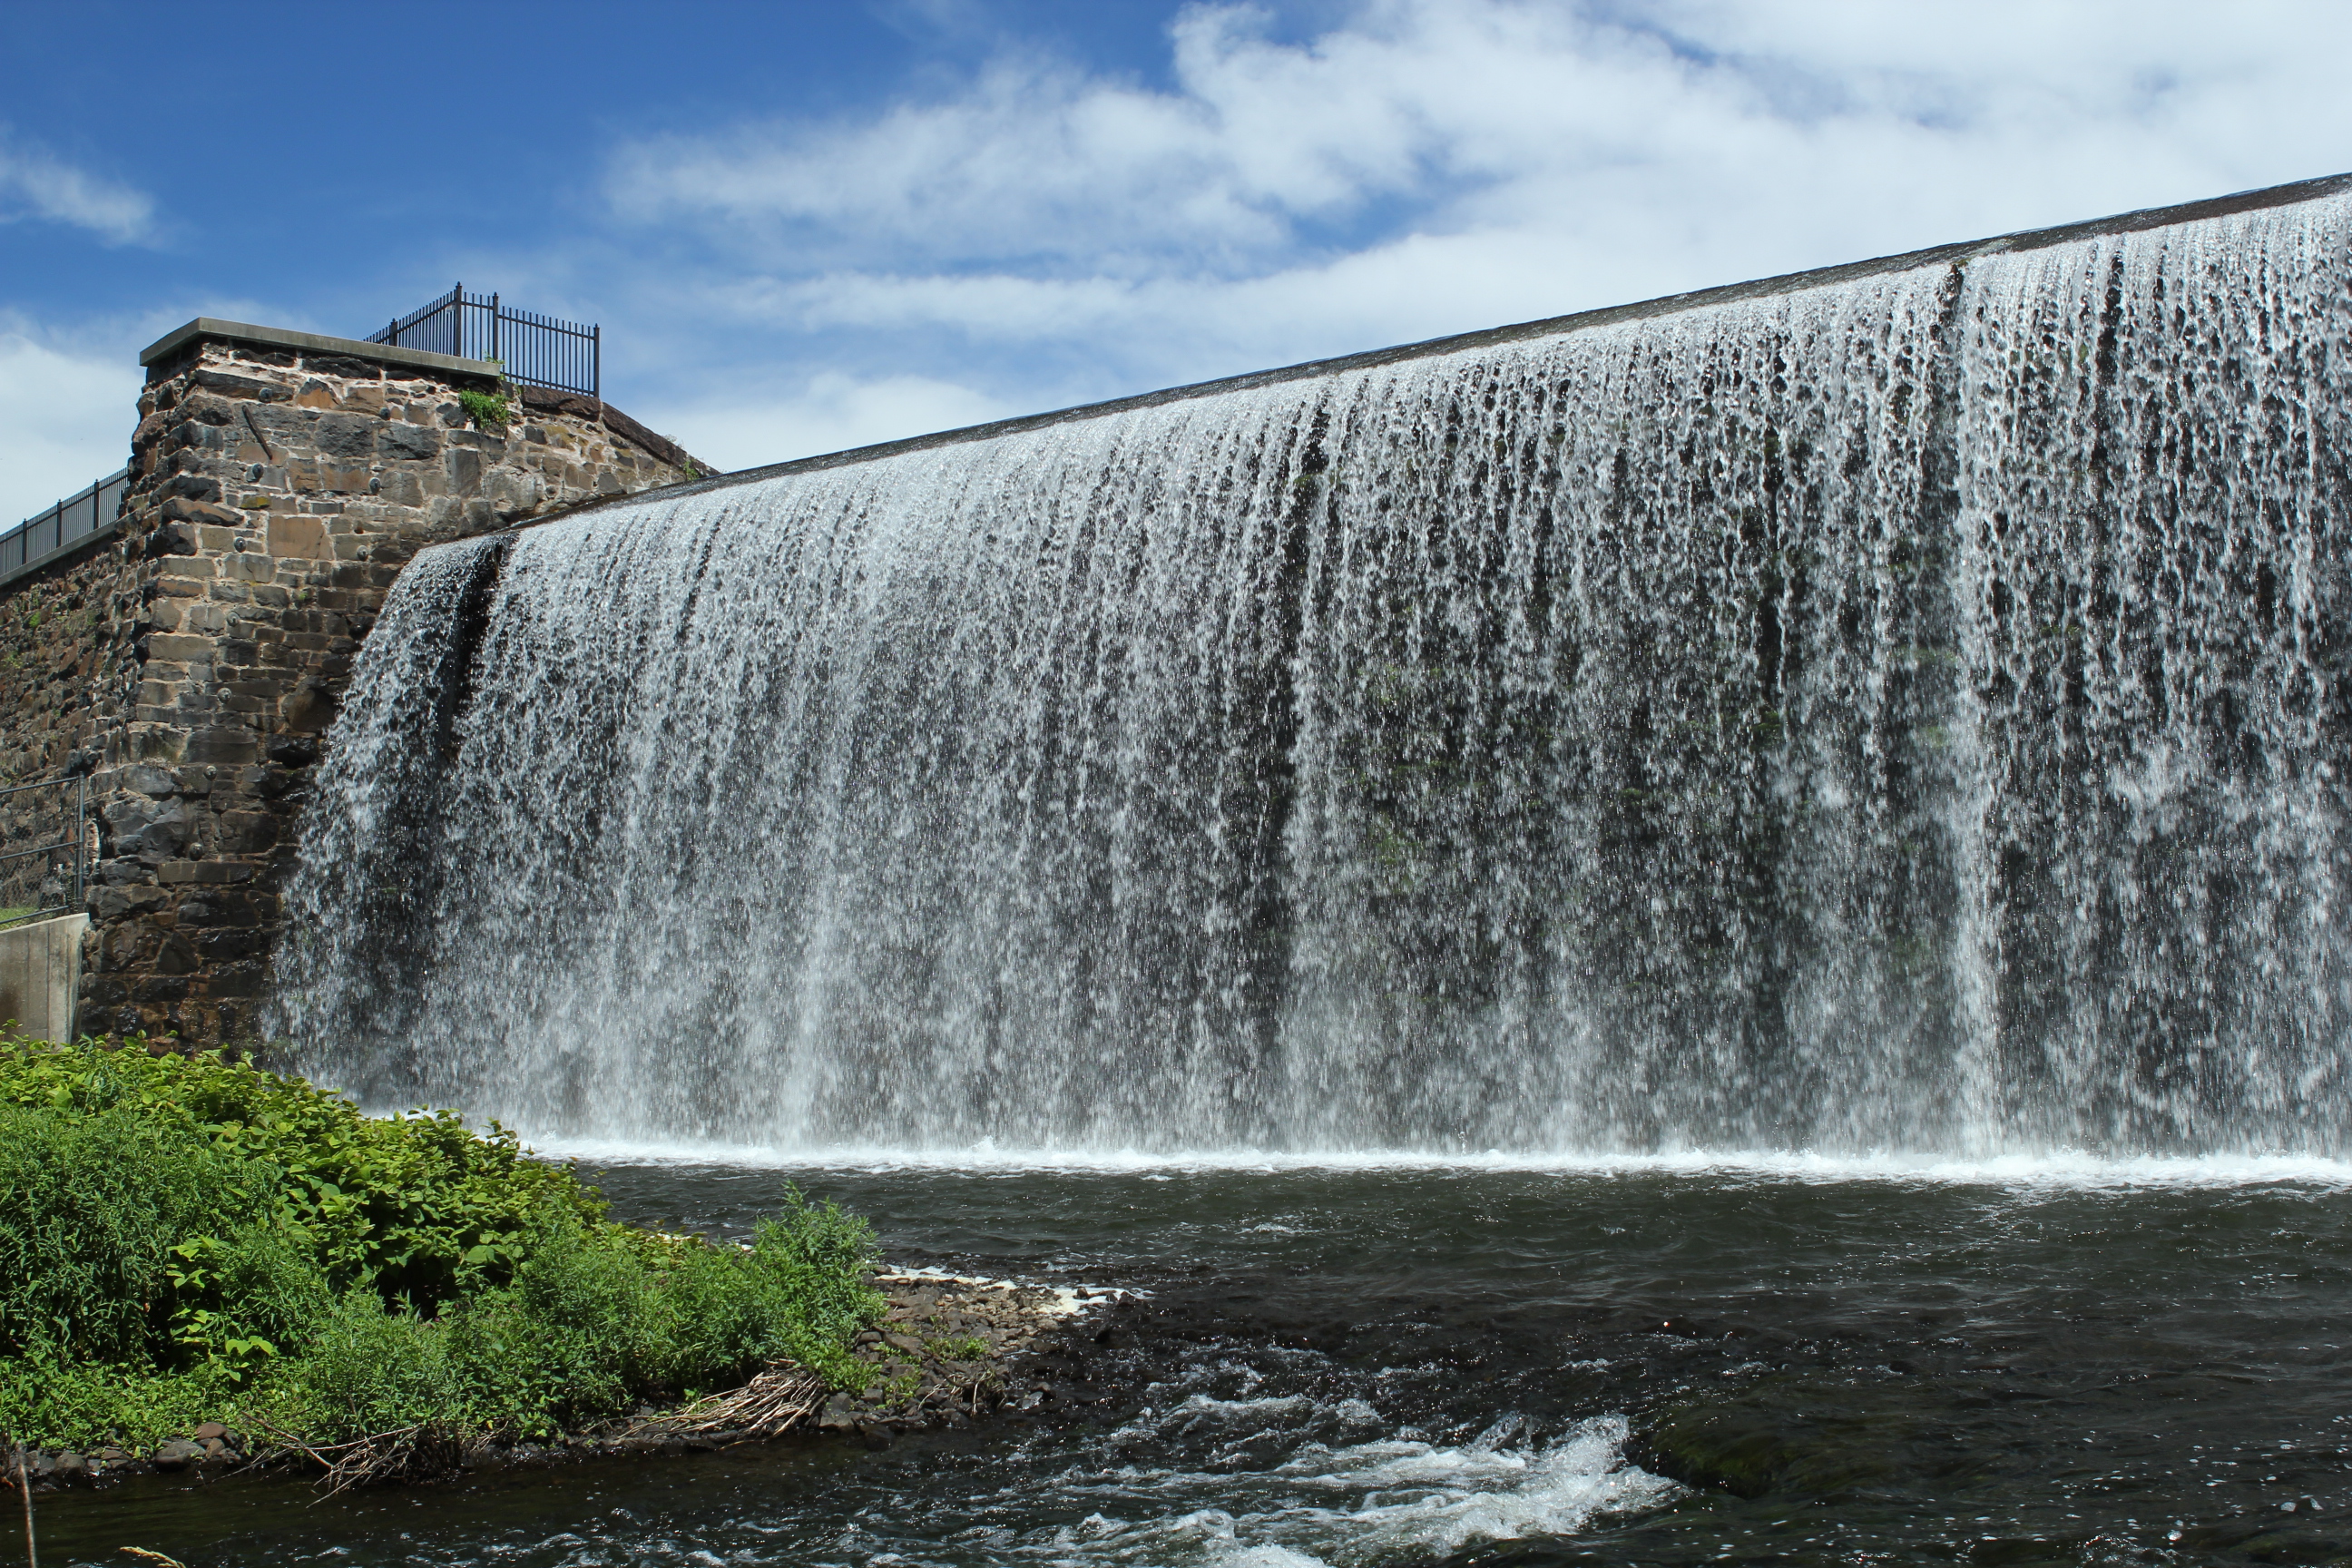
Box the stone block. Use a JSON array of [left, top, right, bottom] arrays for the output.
[[191, 370, 290, 403], [279, 684, 338, 733], [204, 959, 266, 998], [137, 811, 191, 858], [377, 422, 440, 461], [267, 514, 329, 559], [313, 412, 377, 458], [183, 729, 260, 766], [151, 510, 212, 544], [298, 353, 377, 379], [145, 634, 214, 662], [194, 928, 264, 961], [160, 474, 221, 504]]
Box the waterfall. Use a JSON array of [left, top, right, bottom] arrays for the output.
[[276, 191, 2352, 1156]]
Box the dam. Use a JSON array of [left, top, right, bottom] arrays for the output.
[[275, 173, 2352, 1158]]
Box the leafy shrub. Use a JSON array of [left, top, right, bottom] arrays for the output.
[[0, 1105, 282, 1363], [0, 1039, 603, 1308], [456, 387, 511, 427], [0, 1039, 886, 1453], [288, 1293, 464, 1442]]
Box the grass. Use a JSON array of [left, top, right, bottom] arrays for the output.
[[0, 1038, 885, 1456]]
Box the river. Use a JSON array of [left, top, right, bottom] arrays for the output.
[[41, 1154, 2352, 1566]]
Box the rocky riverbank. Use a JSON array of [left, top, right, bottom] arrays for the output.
[[8, 1270, 1126, 1491]]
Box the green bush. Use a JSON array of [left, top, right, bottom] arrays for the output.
[[0, 1039, 886, 1452], [289, 1293, 464, 1442], [456, 387, 511, 427], [0, 1039, 605, 1308]]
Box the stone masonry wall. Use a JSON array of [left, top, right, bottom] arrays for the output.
[[0, 324, 708, 1044]]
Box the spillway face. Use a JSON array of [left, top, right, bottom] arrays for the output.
[[275, 195, 2352, 1155]]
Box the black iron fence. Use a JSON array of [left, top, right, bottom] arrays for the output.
[[4, 467, 130, 592], [366, 283, 600, 398], [0, 774, 90, 929]]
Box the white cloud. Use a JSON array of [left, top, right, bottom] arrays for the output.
[[606, 0, 2352, 415], [0, 128, 154, 245], [0, 325, 142, 524], [634, 371, 1014, 475]]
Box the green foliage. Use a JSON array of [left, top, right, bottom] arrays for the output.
[[0, 1039, 603, 1309], [0, 1040, 886, 1453], [457, 387, 512, 427], [926, 1334, 989, 1360], [285, 1293, 463, 1441], [0, 1104, 268, 1363], [0, 1353, 223, 1453]]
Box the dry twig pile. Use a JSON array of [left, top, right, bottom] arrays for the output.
[[629, 1364, 829, 1440]]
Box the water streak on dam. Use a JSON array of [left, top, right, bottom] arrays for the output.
[[279, 181, 2352, 1156]]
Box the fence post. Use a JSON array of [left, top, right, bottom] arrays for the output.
[[592, 324, 601, 400]]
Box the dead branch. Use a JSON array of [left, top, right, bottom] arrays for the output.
[[244, 1415, 471, 1497], [628, 1363, 828, 1441]]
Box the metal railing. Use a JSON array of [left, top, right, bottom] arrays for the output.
[[4, 467, 130, 592], [0, 774, 89, 930], [366, 283, 601, 398]]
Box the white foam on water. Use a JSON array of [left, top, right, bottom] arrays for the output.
[[533, 1136, 2352, 1191], [980, 1397, 1676, 1566]]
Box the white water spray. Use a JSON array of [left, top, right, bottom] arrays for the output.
[[278, 195, 2352, 1157]]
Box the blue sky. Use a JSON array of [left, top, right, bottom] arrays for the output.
[[5, 0, 2350, 520]]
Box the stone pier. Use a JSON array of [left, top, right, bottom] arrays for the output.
[[0, 319, 710, 1043]]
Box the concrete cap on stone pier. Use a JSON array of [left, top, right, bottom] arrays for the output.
[[139, 318, 503, 382]]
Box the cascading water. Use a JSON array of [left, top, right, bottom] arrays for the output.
[[276, 191, 2352, 1157]]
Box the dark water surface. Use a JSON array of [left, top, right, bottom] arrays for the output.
[[40, 1159, 2352, 1566]]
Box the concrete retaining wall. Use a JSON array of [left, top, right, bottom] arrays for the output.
[[0, 913, 87, 1041]]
